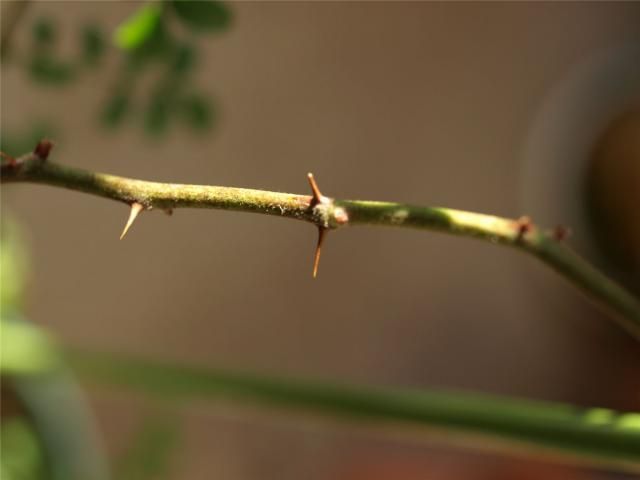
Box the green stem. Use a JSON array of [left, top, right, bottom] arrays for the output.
[[3, 157, 640, 338], [69, 349, 640, 472]]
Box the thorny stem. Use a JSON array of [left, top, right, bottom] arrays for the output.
[[2, 148, 640, 339]]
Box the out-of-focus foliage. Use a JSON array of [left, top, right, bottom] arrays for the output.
[[28, 55, 75, 85], [144, 93, 172, 135], [114, 4, 163, 51], [1, 319, 60, 375], [114, 414, 182, 480], [32, 17, 55, 45], [0, 217, 108, 480], [28, 17, 76, 86], [101, 93, 131, 128], [8, 2, 230, 140], [1, 219, 46, 480], [171, 0, 231, 32], [179, 94, 214, 131], [0, 123, 56, 158], [25, 17, 107, 86], [0, 418, 46, 480], [105, 0, 228, 136], [1, 216, 30, 313], [0, 216, 56, 383], [82, 25, 106, 66]]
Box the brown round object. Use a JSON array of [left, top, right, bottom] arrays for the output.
[[586, 107, 640, 274]]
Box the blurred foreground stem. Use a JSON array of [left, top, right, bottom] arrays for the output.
[[69, 349, 640, 473]]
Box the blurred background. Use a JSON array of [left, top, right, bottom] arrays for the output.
[[1, 1, 640, 479]]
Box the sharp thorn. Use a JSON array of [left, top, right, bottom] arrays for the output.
[[120, 203, 144, 240], [307, 172, 323, 204], [312, 227, 327, 278]]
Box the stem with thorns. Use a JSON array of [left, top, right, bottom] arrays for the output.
[[2, 143, 640, 339]]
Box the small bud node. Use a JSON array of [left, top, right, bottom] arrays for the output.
[[33, 139, 54, 161]]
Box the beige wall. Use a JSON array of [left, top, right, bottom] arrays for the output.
[[3, 2, 640, 478]]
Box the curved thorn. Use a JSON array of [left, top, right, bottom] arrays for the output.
[[307, 172, 323, 205], [120, 203, 144, 240], [312, 227, 327, 278]]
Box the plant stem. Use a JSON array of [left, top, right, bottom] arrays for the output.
[[3, 155, 640, 339], [69, 349, 640, 473]]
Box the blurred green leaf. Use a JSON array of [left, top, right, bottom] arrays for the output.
[[28, 55, 75, 85], [144, 94, 171, 136], [81, 25, 105, 66], [101, 93, 131, 128], [170, 43, 196, 75], [179, 94, 214, 131], [170, 0, 231, 32], [124, 18, 174, 70], [1, 217, 29, 312], [32, 18, 55, 46], [0, 319, 60, 375], [0, 418, 46, 480], [114, 3, 163, 51], [114, 414, 181, 480]]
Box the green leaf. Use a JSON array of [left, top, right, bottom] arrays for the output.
[[28, 55, 75, 85], [170, 43, 196, 75], [144, 94, 171, 136], [170, 0, 231, 32], [179, 94, 214, 131], [101, 94, 131, 128], [124, 18, 174, 69], [81, 25, 105, 66], [0, 319, 60, 375], [0, 216, 29, 312], [114, 414, 181, 480], [0, 418, 46, 480], [114, 4, 163, 51], [32, 18, 55, 46]]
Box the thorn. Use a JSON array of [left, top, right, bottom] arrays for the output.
[[312, 227, 327, 278], [307, 172, 324, 206], [164, 208, 173, 216], [515, 215, 533, 241], [33, 139, 54, 161], [120, 203, 144, 240]]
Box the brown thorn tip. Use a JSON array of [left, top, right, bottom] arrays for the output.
[[307, 172, 323, 203], [120, 203, 144, 240], [33, 139, 54, 161], [312, 227, 327, 278], [515, 215, 533, 240]]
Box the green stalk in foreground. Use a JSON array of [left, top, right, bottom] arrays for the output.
[[3, 145, 639, 338], [70, 349, 640, 473]]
